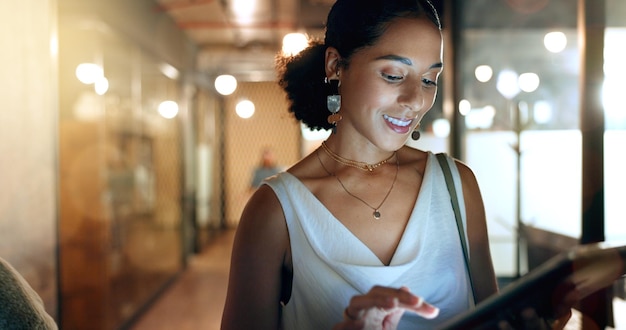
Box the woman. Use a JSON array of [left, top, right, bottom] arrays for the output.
[[221, 0, 499, 329]]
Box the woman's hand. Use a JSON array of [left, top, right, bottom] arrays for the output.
[[498, 280, 578, 330], [496, 308, 573, 330], [332, 286, 439, 330]]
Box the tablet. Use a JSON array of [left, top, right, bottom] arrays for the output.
[[439, 242, 626, 330]]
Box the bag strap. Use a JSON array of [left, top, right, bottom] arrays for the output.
[[436, 153, 477, 304]]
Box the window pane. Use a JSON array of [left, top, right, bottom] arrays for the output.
[[458, 0, 581, 277], [605, 0, 626, 242]]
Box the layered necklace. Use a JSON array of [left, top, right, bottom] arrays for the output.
[[317, 145, 399, 220], [321, 141, 395, 172]]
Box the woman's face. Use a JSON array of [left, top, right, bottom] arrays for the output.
[[336, 17, 443, 150]]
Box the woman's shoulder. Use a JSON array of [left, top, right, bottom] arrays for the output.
[[398, 145, 429, 161], [285, 149, 317, 172], [284, 151, 330, 188], [245, 184, 285, 219], [445, 155, 477, 184], [400, 147, 479, 185], [397, 145, 430, 174]]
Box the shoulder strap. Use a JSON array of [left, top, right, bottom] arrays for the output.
[[435, 153, 477, 304]]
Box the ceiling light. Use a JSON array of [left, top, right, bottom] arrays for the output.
[[459, 99, 472, 116], [282, 33, 308, 56], [496, 69, 520, 100], [518, 72, 540, 93], [231, 0, 256, 25], [94, 76, 109, 95], [236, 100, 255, 119], [544, 31, 567, 53], [76, 63, 103, 85], [432, 119, 451, 138], [158, 100, 179, 119], [215, 74, 237, 95], [475, 65, 493, 83], [159, 63, 180, 80]]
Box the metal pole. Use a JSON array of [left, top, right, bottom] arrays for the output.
[[442, 0, 463, 159], [578, 0, 610, 328], [514, 101, 523, 279]]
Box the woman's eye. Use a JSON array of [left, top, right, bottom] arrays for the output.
[[382, 73, 404, 82], [422, 78, 438, 87]]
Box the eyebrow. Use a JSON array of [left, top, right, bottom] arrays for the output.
[[375, 54, 443, 69]]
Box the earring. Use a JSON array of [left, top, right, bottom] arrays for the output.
[[325, 77, 342, 134], [411, 124, 421, 141]]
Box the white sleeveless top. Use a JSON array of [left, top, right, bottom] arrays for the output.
[[264, 152, 473, 330]]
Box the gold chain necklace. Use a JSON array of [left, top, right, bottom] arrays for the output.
[[321, 141, 395, 172], [316, 149, 399, 220]]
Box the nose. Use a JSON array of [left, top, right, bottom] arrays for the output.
[[399, 83, 426, 113]]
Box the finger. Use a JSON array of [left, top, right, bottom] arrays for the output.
[[370, 286, 422, 306], [394, 287, 439, 319], [401, 297, 439, 319], [382, 308, 405, 330], [343, 307, 364, 321], [348, 286, 419, 312]]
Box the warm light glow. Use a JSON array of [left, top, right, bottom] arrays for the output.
[[94, 76, 109, 95], [73, 92, 104, 121], [496, 69, 520, 100], [432, 119, 451, 138], [459, 99, 472, 116], [603, 28, 626, 127], [282, 33, 308, 56], [214, 75, 237, 95], [50, 34, 58, 58], [159, 63, 180, 80], [533, 100, 553, 124], [475, 65, 493, 83], [518, 72, 540, 93], [158, 100, 179, 119], [465, 105, 496, 129], [603, 78, 622, 120], [544, 31, 567, 53], [231, 0, 255, 24], [76, 63, 104, 84], [236, 100, 255, 119]]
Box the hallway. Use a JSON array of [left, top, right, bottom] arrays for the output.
[[130, 229, 236, 330]]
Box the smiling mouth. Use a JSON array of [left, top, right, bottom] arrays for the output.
[[383, 114, 412, 127]]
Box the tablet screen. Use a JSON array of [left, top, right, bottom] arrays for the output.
[[439, 243, 626, 330]]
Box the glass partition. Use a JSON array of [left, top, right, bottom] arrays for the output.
[[457, 0, 626, 280], [58, 17, 183, 329], [604, 0, 626, 243], [457, 0, 581, 277]]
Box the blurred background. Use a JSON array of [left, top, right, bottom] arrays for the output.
[[1, 0, 625, 329]]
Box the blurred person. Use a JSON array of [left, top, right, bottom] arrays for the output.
[[250, 148, 282, 190], [222, 1, 573, 329]]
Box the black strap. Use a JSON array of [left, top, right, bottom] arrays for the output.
[[436, 153, 477, 304]]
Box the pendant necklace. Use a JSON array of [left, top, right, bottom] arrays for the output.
[[316, 148, 399, 220]]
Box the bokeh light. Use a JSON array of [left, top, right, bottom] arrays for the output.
[[214, 74, 237, 95]]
